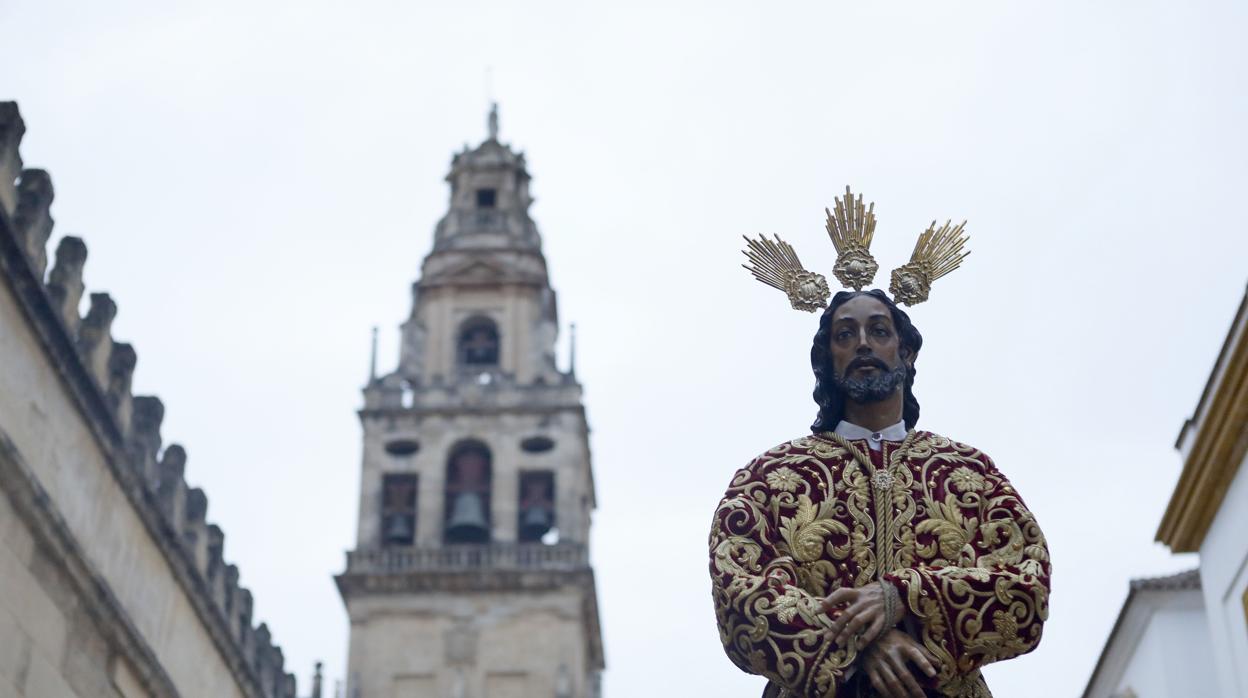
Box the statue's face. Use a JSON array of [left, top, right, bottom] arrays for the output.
[[828, 295, 911, 399]]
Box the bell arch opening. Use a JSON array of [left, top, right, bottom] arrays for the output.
[[517, 470, 556, 543], [458, 316, 500, 368], [381, 474, 418, 546], [444, 440, 493, 544]]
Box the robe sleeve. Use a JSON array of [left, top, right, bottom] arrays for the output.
[[709, 464, 857, 698], [884, 455, 1051, 688]]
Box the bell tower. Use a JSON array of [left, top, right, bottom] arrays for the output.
[[336, 105, 604, 698]]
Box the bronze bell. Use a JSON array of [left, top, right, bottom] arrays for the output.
[[383, 514, 413, 544], [519, 504, 553, 542], [446, 492, 490, 543]]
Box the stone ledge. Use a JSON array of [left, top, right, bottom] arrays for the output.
[[0, 428, 181, 697]]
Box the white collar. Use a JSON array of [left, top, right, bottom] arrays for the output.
[[833, 420, 907, 451]]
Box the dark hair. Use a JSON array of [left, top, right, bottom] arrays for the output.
[[810, 289, 924, 432]]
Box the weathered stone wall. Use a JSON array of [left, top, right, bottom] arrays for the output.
[[403, 281, 559, 386], [344, 587, 593, 698], [0, 101, 298, 698], [357, 405, 592, 548], [0, 474, 136, 698], [0, 276, 234, 697]]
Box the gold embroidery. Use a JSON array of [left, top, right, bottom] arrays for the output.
[[949, 466, 987, 493], [811, 431, 920, 580], [767, 466, 804, 493], [710, 431, 1050, 697]]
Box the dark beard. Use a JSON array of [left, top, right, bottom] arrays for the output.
[[832, 362, 908, 403]]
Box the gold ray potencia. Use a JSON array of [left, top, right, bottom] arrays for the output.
[[889, 220, 971, 306], [741, 234, 830, 312], [825, 186, 879, 291], [740, 186, 972, 312]]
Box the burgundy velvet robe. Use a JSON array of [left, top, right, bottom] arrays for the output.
[[709, 431, 1050, 697]]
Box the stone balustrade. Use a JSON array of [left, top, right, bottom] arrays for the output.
[[346, 542, 589, 574]]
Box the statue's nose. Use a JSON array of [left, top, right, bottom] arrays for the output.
[[855, 330, 873, 353]]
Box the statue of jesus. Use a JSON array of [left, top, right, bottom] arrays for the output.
[[711, 193, 1050, 698]]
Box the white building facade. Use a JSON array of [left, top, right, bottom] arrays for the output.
[[1082, 570, 1219, 698], [1086, 287, 1248, 698]]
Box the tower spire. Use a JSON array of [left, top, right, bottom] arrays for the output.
[[488, 102, 499, 141], [569, 322, 577, 376], [368, 326, 378, 382]]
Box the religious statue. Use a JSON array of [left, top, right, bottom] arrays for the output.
[[710, 188, 1050, 698]]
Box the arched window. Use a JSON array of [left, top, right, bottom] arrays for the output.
[[458, 317, 500, 367], [444, 441, 492, 544], [381, 474, 417, 546], [518, 471, 556, 543]]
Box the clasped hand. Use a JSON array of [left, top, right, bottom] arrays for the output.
[[823, 586, 937, 698], [858, 629, 938, 698], [822, 584, 896, 648]]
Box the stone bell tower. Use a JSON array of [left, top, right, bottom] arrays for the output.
[[336, 105, 604, 698]]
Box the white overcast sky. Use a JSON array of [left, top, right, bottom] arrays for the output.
[[4, 2, 1248, 696]]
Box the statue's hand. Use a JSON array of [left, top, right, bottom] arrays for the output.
[[822, 581, 903, 648], [859, 629, 938, 698]]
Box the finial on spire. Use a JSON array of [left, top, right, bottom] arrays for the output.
[[312, 662, 324, 698], [488, 102, 499, 141], [369, 327, 378, 382]]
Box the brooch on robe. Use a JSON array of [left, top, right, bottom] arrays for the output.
[[871, 469, 895, 492]]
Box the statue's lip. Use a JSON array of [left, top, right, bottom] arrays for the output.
[[848, 358, 887, 372]]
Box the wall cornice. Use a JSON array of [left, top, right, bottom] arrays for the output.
[[1157, 287, 1248, 552], [0, 428, 181, 697]]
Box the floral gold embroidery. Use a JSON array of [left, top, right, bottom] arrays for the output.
[[767, 466, 803, 493], [771, 586, 823, 624], [993, 610, 1019, 641], [778, 495, 850, 564], [949, 466, 986, 492], [709, 430, 1050, 697]]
